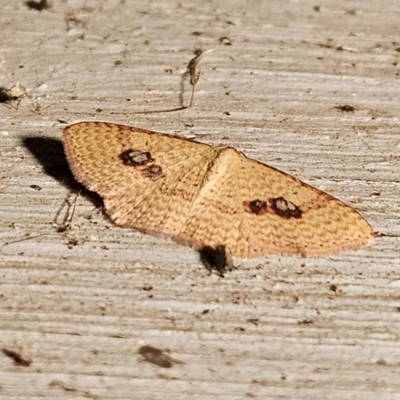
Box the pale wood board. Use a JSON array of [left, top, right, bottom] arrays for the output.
[[1, 1, 400, 399]]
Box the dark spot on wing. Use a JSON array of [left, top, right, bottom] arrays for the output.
[[119, 149, 165, 181], [120, 149, 153, 167], [143, 164, 164, 180], [269, 197, 302, 219], [243, 199, 268, 216]]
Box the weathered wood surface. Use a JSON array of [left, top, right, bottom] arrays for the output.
[[1, 1, 400, 399]]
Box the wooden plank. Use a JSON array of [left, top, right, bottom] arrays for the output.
[[1, 0, 399, 398]]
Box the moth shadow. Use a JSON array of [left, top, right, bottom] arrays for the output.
[[22, 136, 102, 207], [199, 245, 234, 277]]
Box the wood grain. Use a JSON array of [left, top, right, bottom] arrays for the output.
[[1, 1, 399, 399]]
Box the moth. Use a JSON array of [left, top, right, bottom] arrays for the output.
[[63, 122, 374, 258]]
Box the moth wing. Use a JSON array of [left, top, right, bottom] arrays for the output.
[[177, 147, 374, 257], [63, 122, 218, 237]]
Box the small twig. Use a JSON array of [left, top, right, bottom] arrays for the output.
[[110, 105, 188, 115], [2, 345, 32, 366], [185, 49, 214, 107], [64, 190, 79, 230], [108, 49, 214, 116], [2, 234, 44, 248], [55, 190, 81, 232]]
